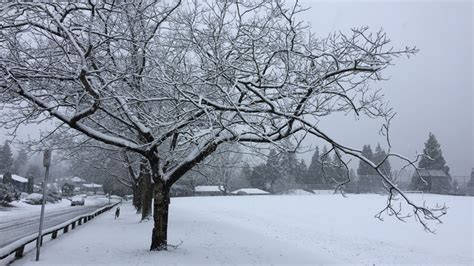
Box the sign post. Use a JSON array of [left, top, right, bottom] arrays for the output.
[[36, 149, 51, 261]]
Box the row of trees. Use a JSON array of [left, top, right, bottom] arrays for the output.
[[243, 146, 352, 192]]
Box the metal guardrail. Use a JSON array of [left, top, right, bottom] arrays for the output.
[[0, 202, 119, 261]]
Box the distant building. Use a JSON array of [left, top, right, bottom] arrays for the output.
[[82, 183, 103, 195], [0, 174, 28, 192], [416, 169, 450, 193], [194, 185, 224, 196]]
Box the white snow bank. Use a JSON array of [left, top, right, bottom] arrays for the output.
[[85, 196, 114, 206], [25, 193, 42, 201], [0, 199, 71, 220], [12, 194, 474, 265]]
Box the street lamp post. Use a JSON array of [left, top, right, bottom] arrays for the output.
[[36, 150, 51, 261]]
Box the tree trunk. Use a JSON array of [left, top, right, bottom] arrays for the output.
[[132, 178, 142, 212], [141, 173, 152, 220], [150, 181, 170, 251], [140, 159, 152, 220]]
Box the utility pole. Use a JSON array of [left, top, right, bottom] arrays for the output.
[[36, 149, 51, 261]]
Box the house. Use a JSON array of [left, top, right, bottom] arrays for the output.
[[194, 185, 224, 196], [0, 174, 28, 192], [231, 188, 269, 195], [415, 169, 450, 193], [82, 183, 103, 195]]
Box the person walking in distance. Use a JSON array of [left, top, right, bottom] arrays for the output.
[[115, 206, 120, 219]]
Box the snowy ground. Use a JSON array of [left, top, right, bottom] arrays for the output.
[[9, 194, 474, 265]]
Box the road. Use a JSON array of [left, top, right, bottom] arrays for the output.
[[0, 204, 108, 249]]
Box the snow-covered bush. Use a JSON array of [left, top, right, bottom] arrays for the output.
[[24, 191, 62, 205], [24, 193, 43, 205]]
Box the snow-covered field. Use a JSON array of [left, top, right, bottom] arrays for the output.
[[10, 194, 474, 265]]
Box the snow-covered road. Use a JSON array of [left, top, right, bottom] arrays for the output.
[[0, 196, 112, 250], [0, 205, 106, 249]]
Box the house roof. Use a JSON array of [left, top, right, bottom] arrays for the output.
[[195, 185, 222, 192], [417, 169, 447, 177], [82, 183, 102, 188], [0, 174, 28, 183], [232, 188, 269, 194], [71, 176, 86, 182]]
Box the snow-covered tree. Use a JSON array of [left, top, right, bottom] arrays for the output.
[[418, 133, 450, 173], [411, 132, 451, 190], [0, 0, 445, 249], [357, 145, 375, 176], [13, 148, 28, 176], [306, 146, 323, 185], [0, 141, 13, 173], [373, 143, 392, 179]]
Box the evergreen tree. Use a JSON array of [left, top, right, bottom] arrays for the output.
[[0, 141, 13, 173], [357, 145, 375, 176], [418, 133, 450, 174], [247, 164, 267, 190], [265, 149, 283, 192], [306, 146, 323, 185], [27, 176, 34, 193], [295, 159, 308, 184], [332, 152, 347, 184], [13, 149, 28, 176], [373, 143, 392, 178], [319, 146, 331, 187], [279, 149, 298, 186], [411, 132, 451, 191]]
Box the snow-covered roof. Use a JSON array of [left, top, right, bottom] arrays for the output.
[[288, 189, 313, 195], [0, 174, 28, 183], [71, 176, 86, 182], [83, 183, 102, 188], [417, 169, 447, 177], [232, 188, 269, 194], [195, 185, 222, 192]]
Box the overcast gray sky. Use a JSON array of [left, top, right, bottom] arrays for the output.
[[296, 0, 473, 176], [1, 1, 472, 176]]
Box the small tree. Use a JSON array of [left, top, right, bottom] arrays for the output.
[[27, 176, 34, 193], [373, 143, 392, 179], [0, 141, 13, 173], [411, 133, 451, 190], [357, 145, 375, 176], [306, 146, 323, 185]]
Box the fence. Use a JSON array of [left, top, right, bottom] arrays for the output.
[[0, 202, 119, 261]]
